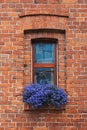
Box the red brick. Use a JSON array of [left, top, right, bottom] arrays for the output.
[[0, 128, 4, 130], [20, 0, 33, 2], [0, 0, 87, 130], [0, 0, 4, 2], [6, 127, 18, 130], [34, 128, 48, 130], [63, 0, 76, 3], [20, 128, 33, 130], [6, 0, 19, 2]]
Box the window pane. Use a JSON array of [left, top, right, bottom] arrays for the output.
[[34, 43, 54, 63], [34, 68, 54, 85]]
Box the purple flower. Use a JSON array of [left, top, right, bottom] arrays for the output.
[[23, 84, 67, 109]]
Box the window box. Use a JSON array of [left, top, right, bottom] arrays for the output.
[[23, 84, 67, 111], [24, 103, 66, 111]]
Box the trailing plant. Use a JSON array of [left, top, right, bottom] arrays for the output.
[[23, 84, 67, 109]]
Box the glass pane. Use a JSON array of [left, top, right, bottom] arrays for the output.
[[34, 68, 54, 85], [34, 43, 54, 63]]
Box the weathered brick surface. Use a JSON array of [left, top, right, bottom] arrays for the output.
[[0, 0, 87, 130]]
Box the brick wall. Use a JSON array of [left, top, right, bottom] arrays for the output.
[[0, 0, 87, 130]]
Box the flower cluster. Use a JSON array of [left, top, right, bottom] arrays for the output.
[[23, 84, 67, 109]]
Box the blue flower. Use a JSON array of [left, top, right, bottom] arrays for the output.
[[23, 84, 67, 109]]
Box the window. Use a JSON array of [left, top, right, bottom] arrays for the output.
[[32, 39, 57, 85]]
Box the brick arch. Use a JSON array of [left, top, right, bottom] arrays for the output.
[[20, 15, 68, 31], [24, 29, 65, 40], [19, 8, 69, 18]]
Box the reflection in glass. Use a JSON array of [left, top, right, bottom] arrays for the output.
[[34, 68, 54, 85], [34, 43, 54, 63]]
